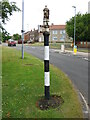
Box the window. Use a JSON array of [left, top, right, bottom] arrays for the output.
[[60, 30, 65, 34], [63, 30, 65, 34], [53, 37, 57, 40], [60, 37, 64, 41], [52, 30, 57, 34], [60, 35, 65, 41]]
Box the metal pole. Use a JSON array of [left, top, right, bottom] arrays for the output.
[[74, 7, 76, 46], [21, 0, 24, 59], [72, 6, 76, 47]]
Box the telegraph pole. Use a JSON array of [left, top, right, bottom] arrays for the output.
[[21, 0, 24, 59], [43, 6, 50, 100]]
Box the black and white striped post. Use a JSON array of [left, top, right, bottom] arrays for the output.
[[43, 6, 50, 100]]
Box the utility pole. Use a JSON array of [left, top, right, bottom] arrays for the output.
[[21, 0, 24, 59], [41, 6, 50, 100]]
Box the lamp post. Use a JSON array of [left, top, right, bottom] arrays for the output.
[[21, 0, 24, 59], [72, 6, 76, 47]]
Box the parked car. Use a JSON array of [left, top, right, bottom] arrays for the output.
[[8, 39, 16, 46]]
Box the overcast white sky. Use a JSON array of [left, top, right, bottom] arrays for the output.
[[4, 0, 89, 35]]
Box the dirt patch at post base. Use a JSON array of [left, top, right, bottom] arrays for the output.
[[36, 95, 64, 110]]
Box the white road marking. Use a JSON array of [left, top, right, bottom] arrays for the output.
[[83, 58, 88, 61], [79, 92, 89, 112], [83, 111, 89, 114]]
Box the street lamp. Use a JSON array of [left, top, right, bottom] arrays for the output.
[[72, 6, 76, 47], [21, 0, 24, 59]]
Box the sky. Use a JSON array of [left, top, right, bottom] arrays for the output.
[[4, 0, 89, 35]]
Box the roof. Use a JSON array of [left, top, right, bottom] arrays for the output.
[[50, 25, 66, 30], [24, 31, 30, 35]]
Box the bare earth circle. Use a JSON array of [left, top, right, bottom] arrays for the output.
[[36, 95, 64, 110]]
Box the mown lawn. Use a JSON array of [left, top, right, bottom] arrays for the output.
[[2, 46, 83, 118]]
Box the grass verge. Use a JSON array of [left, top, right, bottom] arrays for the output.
[[2, 46, 83, 118]]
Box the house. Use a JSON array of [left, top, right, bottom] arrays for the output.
[[29, 29, 39, 42], [50, 24, 68, 42], [38, 24, 69, 42], [24, 29, 39, 43], [24, 31, 30, 42]]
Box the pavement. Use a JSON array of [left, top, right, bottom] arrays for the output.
[[53, 49, 89, 62]]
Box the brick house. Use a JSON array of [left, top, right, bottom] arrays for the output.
[[29, 29, 39, 42], [24, 29, 39, 43], [24, 31, 30, 42], [38, 24, 68, 42]]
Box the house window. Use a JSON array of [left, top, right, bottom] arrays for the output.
[[52, 30, 57, 34], [60, 35, 65, 41], [60, 37, 64, 41], [60, 30, 65, 34], [53, 37, 57, 40]]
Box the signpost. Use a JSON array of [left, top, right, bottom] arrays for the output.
[[41, 6, 50, 100]]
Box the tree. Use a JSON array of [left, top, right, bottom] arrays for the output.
[[13, 33, 21, 40], [66, 13, 89, 43], [0, 0, 20, 42]]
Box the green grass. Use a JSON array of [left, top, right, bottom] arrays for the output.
[[2, 47, 83, 118], [26, 42, 44, 46]]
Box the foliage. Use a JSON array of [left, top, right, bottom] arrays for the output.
[[2, 32, 12, 42], [0, 0, 20, 41], [1, 0, 20, 24], [1, 25, 12, 42], [66, 13, 89, 42], [13, 33, 21, 40]]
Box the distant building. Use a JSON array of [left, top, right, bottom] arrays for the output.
[[29, 29, 39, 42], [49, 24, 68, 42], [24, 29, 39, 43], [24, 31, 30, 42], [24, 24, 69, 43], [38, 24, 69, 42]]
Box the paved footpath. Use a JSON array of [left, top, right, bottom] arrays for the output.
[[53, 49, 89, 58]]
